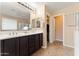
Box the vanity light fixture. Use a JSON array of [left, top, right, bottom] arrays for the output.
[[17, 2, 33, 11]]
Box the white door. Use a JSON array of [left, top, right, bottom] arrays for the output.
[[64, 13, 76, 48]]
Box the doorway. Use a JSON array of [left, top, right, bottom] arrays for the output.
[[54, 15, 63, 42], [46, 15, 50, 44]]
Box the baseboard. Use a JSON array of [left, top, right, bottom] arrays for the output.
[[63, 43, 74, 48], [49, 40, 54, 43], [42, 46, 47, 48], [56, 39, 63, 42]]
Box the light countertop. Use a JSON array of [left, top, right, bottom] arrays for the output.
[[0, 29, 43, 40]]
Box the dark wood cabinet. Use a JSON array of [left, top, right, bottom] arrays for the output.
[[35, 34, 40, 51], [1, 40, 4, 56], [1, 33, 43, 56], [19, 36, 28, 56], [1, 38, 16, 56], [15, 38, 19, 56], [28, 34, 43, 55], [28, 35, 35, 55], [39, 33, 43, 48]]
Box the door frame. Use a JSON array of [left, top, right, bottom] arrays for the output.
[[53, 14, 64, 45]]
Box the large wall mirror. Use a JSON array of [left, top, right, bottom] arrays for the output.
[[2, 17, 17, 30], [0, 2, 37, 31]]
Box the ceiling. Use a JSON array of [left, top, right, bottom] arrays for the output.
[[0, 2, 30, 20], [36, 2, 79, 14], [0, 2, 79, 19]]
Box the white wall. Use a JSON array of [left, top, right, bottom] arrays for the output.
[[74, 13, 79, 56], [49, 16, 55, 43], [75, 31, 79, 56], [0, 41, 1, 56], [45, 6, 55, 43]]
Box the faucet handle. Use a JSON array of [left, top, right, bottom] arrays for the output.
[[9, 33, 11, 35]]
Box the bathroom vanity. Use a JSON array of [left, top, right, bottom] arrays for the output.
[[0, 2, 43, 56], [0, 31, 43, 56]]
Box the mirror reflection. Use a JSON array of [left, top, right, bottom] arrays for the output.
[[0, 2, 34, 31]]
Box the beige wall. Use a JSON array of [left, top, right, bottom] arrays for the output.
[[52, 4, 79, 48], [37, 5, 53, 48], [0, 15, 2, 30], [41, 5, 47, 48], [30, 4, 47, 48], [45, 7, 51, 24], [53, 4, 79, 15], [37, 4, 48, 48], [30, 11, 36, 28], [45, 6, 55, 43]]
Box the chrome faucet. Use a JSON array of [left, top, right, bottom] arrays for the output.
[[9, 32, 17, 36]]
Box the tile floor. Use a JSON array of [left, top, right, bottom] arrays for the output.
[[32, 41, 74, 56]]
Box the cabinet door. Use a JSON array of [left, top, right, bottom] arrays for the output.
[[39, 33, 43, 47], [15, 38, 19, 56], [2, 38, 16, 56], [35, 34, 40, 51], [19, 36, 28, 56], [1, 40, 4, 56], [28, 35, 35, 55]]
